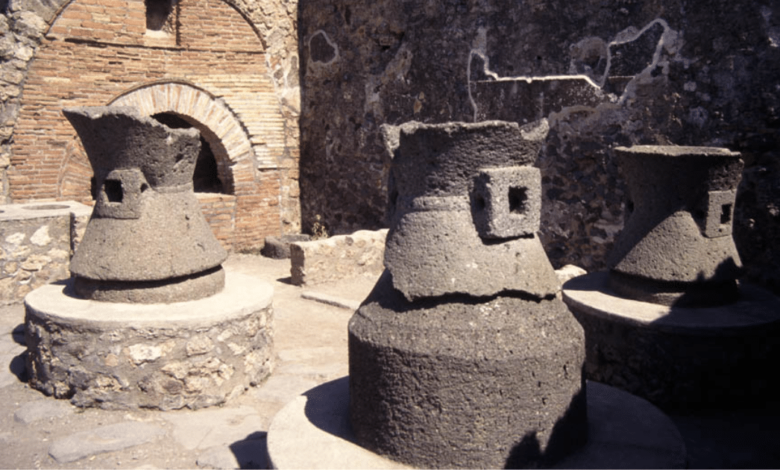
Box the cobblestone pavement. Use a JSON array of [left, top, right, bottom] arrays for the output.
[[0, 253, 779, 469]]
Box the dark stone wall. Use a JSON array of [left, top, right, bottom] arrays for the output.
[[299, 0, 780, 293]]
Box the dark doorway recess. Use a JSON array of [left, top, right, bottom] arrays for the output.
[[152, 113, 225, 193]]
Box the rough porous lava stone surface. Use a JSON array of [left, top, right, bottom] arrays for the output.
[[349, 272, 587, 469], [605, 146, 744, 305], [63, 106, 227, 302]]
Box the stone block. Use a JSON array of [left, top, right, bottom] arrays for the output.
[[0, 201, 92, 305], [262, 234, 311, 259], [472, 166, 541, 239], [290, 229, 387, 287]]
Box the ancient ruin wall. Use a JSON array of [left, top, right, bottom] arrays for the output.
[[0, 0, 301, 248], [298, 0, 780, 293]]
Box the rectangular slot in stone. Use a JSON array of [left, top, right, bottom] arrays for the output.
[[472, 167, 541, 239], [105, 179, 124, 203], [703, 190, 736, 238]]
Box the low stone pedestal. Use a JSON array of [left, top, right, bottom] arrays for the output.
[[267, 378, 687, 469], [0, 201, 92, 304], [563, 272, 780, 410], [24, 270, 274, 410]]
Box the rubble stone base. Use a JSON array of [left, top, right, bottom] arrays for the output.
[[24, 270, 274, 410], [563, 271, 780, 410]]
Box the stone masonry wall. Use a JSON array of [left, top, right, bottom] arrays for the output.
[[0, 201, 90, 304], [299, 0, 780, 294], [290, 229, 387, 287], [0, 0, 301, 249]]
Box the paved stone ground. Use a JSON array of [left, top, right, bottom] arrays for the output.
[[0, 253, 778, 469]]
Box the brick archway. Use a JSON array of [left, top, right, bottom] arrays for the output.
[[12, 0, 290, 249], [58, 82, 257, 200], [109, 82, 258, 193]]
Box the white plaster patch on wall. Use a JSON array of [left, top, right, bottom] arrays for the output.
[[609, 19, 682, 105], [307, 30, 340, 71], [466, 18, 681, 120]]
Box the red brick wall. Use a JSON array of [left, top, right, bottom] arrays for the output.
[[197, 193, 237, 251], [9, 0, 288, 250]]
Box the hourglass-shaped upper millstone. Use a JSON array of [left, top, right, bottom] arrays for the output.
[[607, 145, 743, 296], [64, 106, 227, 283], [382, 120, 560, 300]]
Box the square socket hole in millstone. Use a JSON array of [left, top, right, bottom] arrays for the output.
[[472, 167, 541, 239], [94, 168, 150, 220], [700, 189, 737, 238]]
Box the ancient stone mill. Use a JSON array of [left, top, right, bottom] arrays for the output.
[[23, 107, 274, 410], [563, 145, 780, 410], [266, 122, 687, 469]]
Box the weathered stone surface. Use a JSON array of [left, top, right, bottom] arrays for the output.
[[472, 166, 542, 239], [383, 120, 546, 200], [607, 146, 744, 306], [349, 119, 586, 467], [385, 208, 559, 300], [555, 264, 588, 285], [268, 378, 413, 470], [48, 422, 165, 463], [64, 106, 227, 302], [162, 405, 267, 451], [14, 399, 74, 424], [349, 272, 587, 469], [24, 271, 274, 410], [563, 271, 780, 410], [267, 378, 687, 470], [290, 229, 387, 286], [382, 120, 558, 300], [298, 1, 780, 297], [261, 234, 312, 259], [0, 201, 91, 304], [73, 266, 226, 304]]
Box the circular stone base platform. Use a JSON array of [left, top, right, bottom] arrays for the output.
[[267, 378, 687, 469], [562, 272, 780, 410], [24, 270, 274, 410]]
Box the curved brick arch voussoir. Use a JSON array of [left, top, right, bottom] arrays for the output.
[[110, 82, 258, 192]]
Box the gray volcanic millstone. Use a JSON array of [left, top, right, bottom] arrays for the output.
[[63, 106, 227, 303], [382, 120, 559, 301], [349, 120, 587, 468], [607, 145, 744, 306]]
